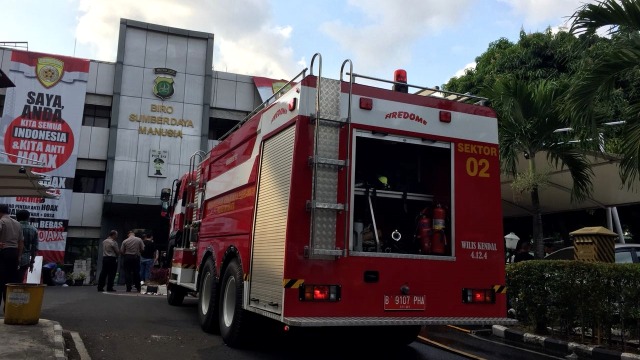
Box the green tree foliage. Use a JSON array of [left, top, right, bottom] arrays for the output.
[[486, 77, 593, 258], [442, 17, 640, 254], [444, 29, 586, 95], [567, 0, 640, 186]]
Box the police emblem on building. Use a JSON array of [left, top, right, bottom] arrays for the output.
[[37, 57, 64, 88], [153, 68, 177, 100]]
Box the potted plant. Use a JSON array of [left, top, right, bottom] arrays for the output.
[[65, 272, 74, 286], [73, 272, 86, 286]]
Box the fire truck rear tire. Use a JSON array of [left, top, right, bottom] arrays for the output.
[[167, 283, 186, 306], [198, 258, 220, 334], [218, 259, 248, 348]]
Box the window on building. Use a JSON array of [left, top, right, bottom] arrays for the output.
[[83, 105, 111, 128], [208, 117, 240, 140], [73, 170, 106, 193], [0, 95, 5, 117], [64, 237, 99, 281]]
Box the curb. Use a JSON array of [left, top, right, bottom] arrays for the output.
[[492, 325, 640, 360], [41, 319, 67, 360]]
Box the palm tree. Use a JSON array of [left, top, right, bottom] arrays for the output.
[[485, 77, 594, 258], [567, 0, 640, 186]]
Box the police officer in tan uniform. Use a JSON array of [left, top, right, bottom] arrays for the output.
[[0, 204, 24, 308], [120, 230, 144, 292]]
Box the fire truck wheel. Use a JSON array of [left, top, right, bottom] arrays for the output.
[[167, 283, 186, 306], [198, 258, 220, 334], [218, 259, 248, 348]]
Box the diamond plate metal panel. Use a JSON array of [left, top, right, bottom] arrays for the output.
[[318, 122, 339, 158], [310, 77, 342, 252], [313, 208, 337, 250], [249, 125, 295, 315], [318, 78, 340, 118], [316, 167, 338, 202]]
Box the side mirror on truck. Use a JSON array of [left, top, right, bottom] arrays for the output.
[[160, 188, 171, 201], [160, 188, 172, 218]]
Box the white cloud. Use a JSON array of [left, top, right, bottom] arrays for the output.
[[320, 0, 473, 73], [497, 0, 596, 28], [454, 62, 476, 78], [74, 0, 298, 78]]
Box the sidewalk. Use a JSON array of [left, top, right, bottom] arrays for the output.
[[0, 318, 66, 360]]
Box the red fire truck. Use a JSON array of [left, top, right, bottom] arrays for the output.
[[161, 54, 515, 348]]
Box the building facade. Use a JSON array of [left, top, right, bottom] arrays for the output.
[[0, 19, 269, 276]]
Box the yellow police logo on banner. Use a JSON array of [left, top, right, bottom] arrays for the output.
[[153, 76, 174, 100], [36, 57, 64, 88]]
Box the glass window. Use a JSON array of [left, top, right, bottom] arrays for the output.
[[83, 105, 111, 128], [73, 169, 106, 194], [65, 237, 99, 283], [208, 117, 240, 140], [615, 249, 634, 263]]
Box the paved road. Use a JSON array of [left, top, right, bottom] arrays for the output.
[[39, 285, 561, 360]]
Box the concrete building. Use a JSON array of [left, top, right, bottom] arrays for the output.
[[0, 19, 266, 276]]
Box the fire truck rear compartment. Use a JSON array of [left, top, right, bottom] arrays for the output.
[[351, 133, 452, 256]]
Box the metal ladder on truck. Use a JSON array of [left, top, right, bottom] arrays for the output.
[[307, 53, 354, 257], [184, 150, 206, 249]]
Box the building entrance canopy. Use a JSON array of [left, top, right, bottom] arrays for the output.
[[501, 152, 639, 218], [0, 162, 58, 199]]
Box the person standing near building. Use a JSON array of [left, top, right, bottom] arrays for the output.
[[97, 230, 120, 292], [120, 230, 144, 292], [16, 210, 38, 283], [0, 204, 24, 308], [139, 233, 157, 285]]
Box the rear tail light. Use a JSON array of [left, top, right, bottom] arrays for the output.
[[462, 288, 495, 304], [299, 284, 341, 302]]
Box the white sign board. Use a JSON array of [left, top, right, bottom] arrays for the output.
[[26, 255, 43, 284], [148, 149, 168, 178]]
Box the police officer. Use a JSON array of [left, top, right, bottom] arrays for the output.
[[0, 204, 24, 307], [120, 230, 144, 292]]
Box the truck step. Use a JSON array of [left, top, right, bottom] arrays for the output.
[[311, 113, 346, 124], [309, 156, 346, 167], [306, 200, 345, 211]]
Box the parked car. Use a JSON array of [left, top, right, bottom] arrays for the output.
[[543, 243, 640, 263]]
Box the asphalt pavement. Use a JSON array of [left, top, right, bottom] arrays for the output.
[[2, 284, 640, 360], [0, 283, 163, 360]]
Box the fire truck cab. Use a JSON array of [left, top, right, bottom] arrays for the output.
[[162, 53, 515, 348]]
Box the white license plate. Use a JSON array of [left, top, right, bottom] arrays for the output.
[[384, 294, 426, 311]]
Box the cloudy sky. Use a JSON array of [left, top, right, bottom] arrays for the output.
[[2, 0, 595, 87]]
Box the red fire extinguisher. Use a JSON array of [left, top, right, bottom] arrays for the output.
[[416, 207, 432, 254], [431, 203, 447, 255]]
